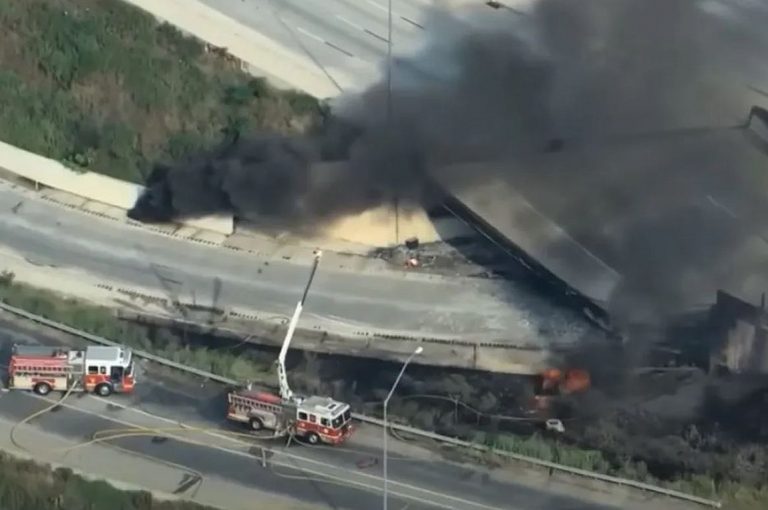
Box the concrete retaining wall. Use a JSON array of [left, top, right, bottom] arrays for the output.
[[0, 140, 234, 235]]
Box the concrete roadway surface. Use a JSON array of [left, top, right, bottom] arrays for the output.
[[198, 0, 768, 97], [198, 0, 531, 94], [0, 178, 588, 346], [0, 318, 696, 510]]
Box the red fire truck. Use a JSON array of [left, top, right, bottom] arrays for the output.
[[227, 388, 352, 445], [225, 251, 354, 445], [8, 344, 136, 396]]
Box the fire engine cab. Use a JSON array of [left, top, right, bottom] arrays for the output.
[[8, 344, 136, 397], [225, 251, 354, 445]]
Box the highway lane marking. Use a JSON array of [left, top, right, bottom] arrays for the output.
[[364, 0, 425, 29], [335, 14, 365, 31], [81, 395, 504, 509], [400, 16, 425, 30], [295, 26, 356, 58], [335, 14, 389, 43], [96, 395, 432, 464], [295, 26, 325, 43], [38, 396, 497, 509]]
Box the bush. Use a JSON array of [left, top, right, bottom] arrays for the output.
[[0, 0, 321, 183]]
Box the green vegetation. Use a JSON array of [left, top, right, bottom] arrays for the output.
[[0, 272, 272, 383], [1, 274, 765, 509], [0, 0, 322, 183], [473, 431, 767, 509], [0, 451, 215, 510]]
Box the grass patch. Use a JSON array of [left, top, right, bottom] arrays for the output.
[[0, 450, 215, 510], [0, 0, 321, 183]]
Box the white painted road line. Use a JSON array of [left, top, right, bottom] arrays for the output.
[[335, 14, 364, 31], [335, 14, 389, 43], [296, 26, 325, 44], [296, 26, 356, 58], [364, 0, 424, 29], [32, 393, 501, 509]]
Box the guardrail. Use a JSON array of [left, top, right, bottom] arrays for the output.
[[0, 302, 239, 386], [0, 301, 721, 508], [355, 414, 721, 508]]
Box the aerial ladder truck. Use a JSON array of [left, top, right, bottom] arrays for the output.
[[225, 251, 353, 445]]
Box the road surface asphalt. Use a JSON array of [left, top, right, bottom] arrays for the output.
[[0, 317, 698, 510], [198, 0, 529, 94], [0, 179, 590, 346]]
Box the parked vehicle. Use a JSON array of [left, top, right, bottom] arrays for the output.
[[225, 251, 353, 445], [8, 344, 136, 396]]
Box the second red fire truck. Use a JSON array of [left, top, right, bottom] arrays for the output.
[[226, 251, 354, 445], [8, 344, 136, 396]]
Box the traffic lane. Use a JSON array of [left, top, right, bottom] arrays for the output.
[[0, 185, 568, 340], [2, 319, 625, 510], [76, 390, 619, 510], [30, 390, 543, 510], [18, 357, 517, 510], [43, 391, 508, 510], [0, 182, 482, 300], [0, 390, 432, 510], [277, 1, 393, 63], [204, 0, 424, 58], [0, 323, 605, 510], [194, 0, 383, 92], [294, 443, 617, 510], [0, 222, 505, 337], [122, 372, 620, 510], [333, 0, 429, 38], [286, 432, 620, 510], [198, 0, 446, 92]]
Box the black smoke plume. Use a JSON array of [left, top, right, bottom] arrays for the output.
[[130, 0, 768, 323]]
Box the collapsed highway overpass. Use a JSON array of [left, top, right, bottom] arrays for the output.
[[433, 115, 768, 313]]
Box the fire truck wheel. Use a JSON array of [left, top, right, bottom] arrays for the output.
[[306, 432, 320, 445], [249, 417, 264, 431], [33, 382, 52, 396], [95, 383, 113, 397]]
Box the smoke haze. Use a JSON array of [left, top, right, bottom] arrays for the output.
[[130, 0, 768, 322]]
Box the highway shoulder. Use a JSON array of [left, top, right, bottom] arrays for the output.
[[0, 414, 319, 510]]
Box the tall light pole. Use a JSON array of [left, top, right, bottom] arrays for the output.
[[383, 345, 422, 510]]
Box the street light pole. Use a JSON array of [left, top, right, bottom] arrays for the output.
[[383, 345, 422, 510]]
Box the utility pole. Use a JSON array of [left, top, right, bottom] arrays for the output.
[[383, 346, 422, 510]]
